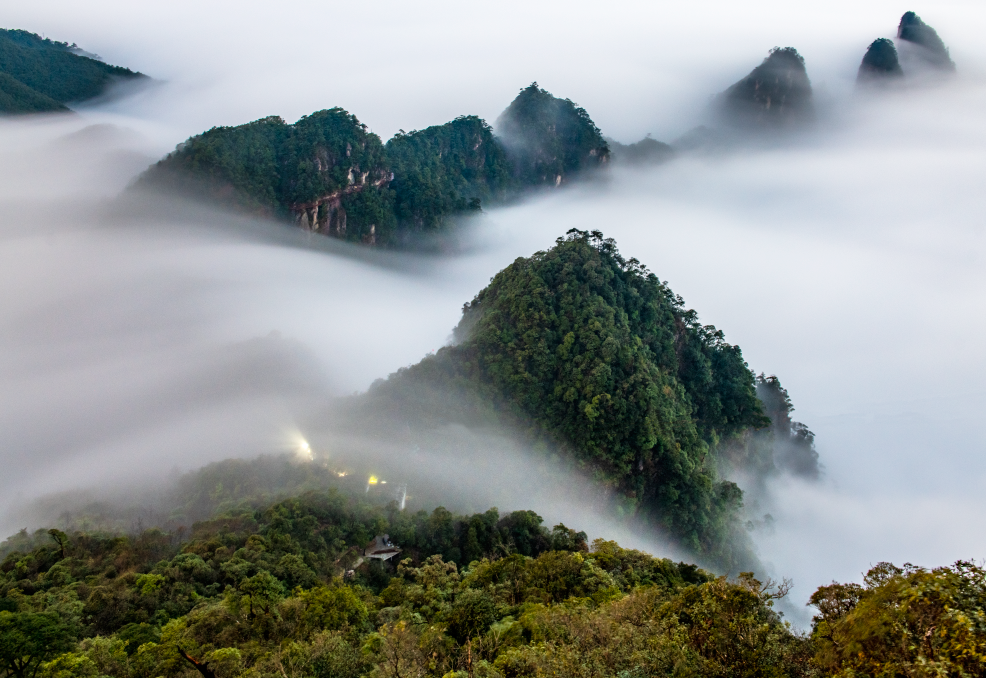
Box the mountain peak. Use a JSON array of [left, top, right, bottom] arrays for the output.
[[897, 11, 955, 70], [718, 47, 813, 129]]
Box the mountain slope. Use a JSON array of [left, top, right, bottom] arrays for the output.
[[495, 83, 609, 186], [139, 85, 613, 245], [359, 231, 770, 561], [0, 28, 144, 113]]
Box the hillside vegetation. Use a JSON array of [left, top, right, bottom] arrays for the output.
[[0, 29, 143, 114], [346, 231, 816, 567], [2, 460, 981, 678], [138, 85, 611, 246]]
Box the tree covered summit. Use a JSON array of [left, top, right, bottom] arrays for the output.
[[139, 85, 615, 247], [358, 230, 780, 563], [495, 83, 609, 187]]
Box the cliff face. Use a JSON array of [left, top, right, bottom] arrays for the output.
[[495, 83, 609, 187], [139, 109, 396, 244], [0, 28, 144, 114], [718, 47, 813, 129]]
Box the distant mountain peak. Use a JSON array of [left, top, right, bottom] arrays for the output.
[[857, 38, 904, 84], [718, 47, 813, 129], [897, 11, 955, 70]]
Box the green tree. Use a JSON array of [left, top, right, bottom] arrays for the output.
[[0, 612, 75, 678]]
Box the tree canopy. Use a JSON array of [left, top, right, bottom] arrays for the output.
[[362, 230, 768, 562], [139, 85, 614, 246]]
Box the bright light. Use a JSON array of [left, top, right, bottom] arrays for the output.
[[368, 475, 378, 485], [296, 438, 314, 461]]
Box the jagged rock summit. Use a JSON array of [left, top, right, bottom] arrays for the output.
[[718, 47, 813, 129], [897, 11, 955, 71], [857, 38, 904, 84]]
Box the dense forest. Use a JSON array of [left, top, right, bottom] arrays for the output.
[[2, 454, 982, 678], [138, 85, 610, 247], [333, 231, 818, 569], [0, 29, 143, 114]]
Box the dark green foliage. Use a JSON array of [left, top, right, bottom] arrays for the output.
[[0, 29, 143, 114], [755, 375, 818, 478], [0, 72, 65, 113], [280, 108, 391, 207], [857, 38, 903, 82], [142, 84, 614, 246], [897, 11, 955, 70], [720, 47, 813, 128], [386, 115, 512, 230], [0, 611, 76, 678], [140, 109, 393, 243], [719, 374, 818, 487], [495, 82, 609, 186], [6, 463, 908, 677], [811, 560, 986, 676], [369, 231, 766, 559]]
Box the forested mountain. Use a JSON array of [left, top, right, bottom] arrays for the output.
[[606, 135, 674, 166], [386, 116, 512, 231], [0, 29, 143, 114], [897, 11, 955, 71], [342, 231, 793, 567], [718, 47, 814, 128], [138, 85, 611, 246], [855, 12, 955, 86]]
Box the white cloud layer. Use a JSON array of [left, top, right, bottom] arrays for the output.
[[2, 0, 986, 626]]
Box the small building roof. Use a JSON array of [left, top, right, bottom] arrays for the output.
[[363, 534, 401, 561]]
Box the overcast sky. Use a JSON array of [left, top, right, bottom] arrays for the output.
[[2, 0, 986, 625]]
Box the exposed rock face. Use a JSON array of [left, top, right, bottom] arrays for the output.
[[495, 83, 609, 187], [857, 38, 904, 84], [718, 47, 813, 129], [897, 11, 955, 70]]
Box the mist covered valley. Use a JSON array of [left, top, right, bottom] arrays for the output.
[[2, 0, 986, 669]]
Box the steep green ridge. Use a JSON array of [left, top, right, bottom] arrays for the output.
[[386, 116, 512, 232], [0, 29, 144, 114], [139, 85, 611, 246], [363, 231, 768, 562]]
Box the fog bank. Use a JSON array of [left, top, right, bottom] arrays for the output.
[[2, 0, 986, 627]]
